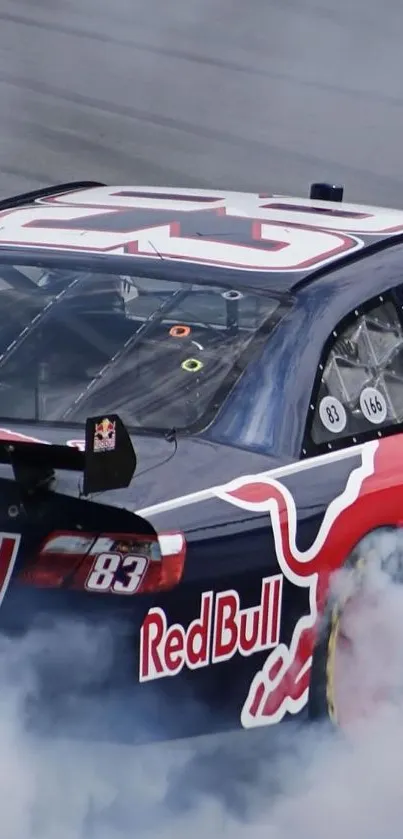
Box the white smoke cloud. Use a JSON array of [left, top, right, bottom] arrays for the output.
[[0, 528, 402, 838]]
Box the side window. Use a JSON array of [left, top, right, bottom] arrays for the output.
[[308, 295, 403, 450]]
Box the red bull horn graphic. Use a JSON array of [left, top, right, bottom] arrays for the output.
[[214, 441, 378, 727], [138, 435, 403, 730], [93, 417, 116, 453]]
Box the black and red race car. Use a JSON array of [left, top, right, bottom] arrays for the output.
[[0, 179, 401, 744]]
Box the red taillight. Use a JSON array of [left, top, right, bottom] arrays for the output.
[[17, 529, 187, 595], [157, 531, 186, 590], [137, 531, 186, 593]]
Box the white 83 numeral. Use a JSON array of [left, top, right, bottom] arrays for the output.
[[86, 552, 148, 595]]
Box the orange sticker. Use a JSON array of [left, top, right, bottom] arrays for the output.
[[169, 325, 191, 338]]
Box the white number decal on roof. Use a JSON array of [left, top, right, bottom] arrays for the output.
[[47, 187, 403, 235], [0, 203, 359, 271], [257, 198, 403, 234], [1, 186, 403, 271]]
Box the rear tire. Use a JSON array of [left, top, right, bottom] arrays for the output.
[[309, 526, 403, 728]]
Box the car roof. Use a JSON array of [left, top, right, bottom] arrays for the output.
[[1, 181, 403, 293]]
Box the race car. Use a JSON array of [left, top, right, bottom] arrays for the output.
[[0, 179, 402, 744]]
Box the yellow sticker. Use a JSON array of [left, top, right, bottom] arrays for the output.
[[181, 358, 204, 373]]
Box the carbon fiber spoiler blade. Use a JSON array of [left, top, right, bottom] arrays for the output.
[[0, 414, 137, 496]]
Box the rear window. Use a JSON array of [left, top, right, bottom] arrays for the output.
[[0, 261, 287, 432]]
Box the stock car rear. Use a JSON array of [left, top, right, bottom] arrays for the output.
[[0, 181, 401, 744]]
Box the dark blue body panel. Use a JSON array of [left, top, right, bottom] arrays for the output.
[[0, 213, 403, 745], [207, 242, 403, 458], [0, 429, 365, 744]]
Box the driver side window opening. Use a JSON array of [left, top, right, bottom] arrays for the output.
[[306, 293, 403, 453]]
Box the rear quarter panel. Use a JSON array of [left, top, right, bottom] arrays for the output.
[[139, 434, 403, 734], [0, 435, 400, 745]]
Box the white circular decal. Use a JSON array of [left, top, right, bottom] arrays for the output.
[[319, 396, 347, 434], [359, 387, 387, 425]]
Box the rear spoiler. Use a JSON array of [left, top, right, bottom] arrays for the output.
[[0, 415, 136, 497]]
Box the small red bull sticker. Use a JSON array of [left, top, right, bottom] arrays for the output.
[[93, 418, 116, 453]]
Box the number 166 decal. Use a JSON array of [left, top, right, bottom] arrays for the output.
[[86, 552, 149, 595]]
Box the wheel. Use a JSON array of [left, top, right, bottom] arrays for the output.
[[309, 527, 403, 729]]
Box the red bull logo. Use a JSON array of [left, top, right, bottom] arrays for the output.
[[214, 441, 378, 727], [93, 418, 116, 452], [139, 575, 283, 681], [138, 437, 402, 729]]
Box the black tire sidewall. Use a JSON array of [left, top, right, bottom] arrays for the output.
[[308, 526, 403, 724]]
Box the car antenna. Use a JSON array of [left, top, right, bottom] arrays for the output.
[[147, 239, 165, 260], [133, 428, 178, 481]]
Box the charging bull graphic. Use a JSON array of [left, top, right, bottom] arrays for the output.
[[139, 434, 403, 731], [214, 438, 395, 727]]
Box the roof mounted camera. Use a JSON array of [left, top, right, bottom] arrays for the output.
[[309, 183, 344, 202]]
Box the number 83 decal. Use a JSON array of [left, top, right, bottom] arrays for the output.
[[86, 552, 148, 594], [319, 396, 347, 434]]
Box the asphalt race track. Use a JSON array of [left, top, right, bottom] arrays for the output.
[[1, 0, 403, 206]]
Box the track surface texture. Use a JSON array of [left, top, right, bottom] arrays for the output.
[[0, 0, 403, 205]]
